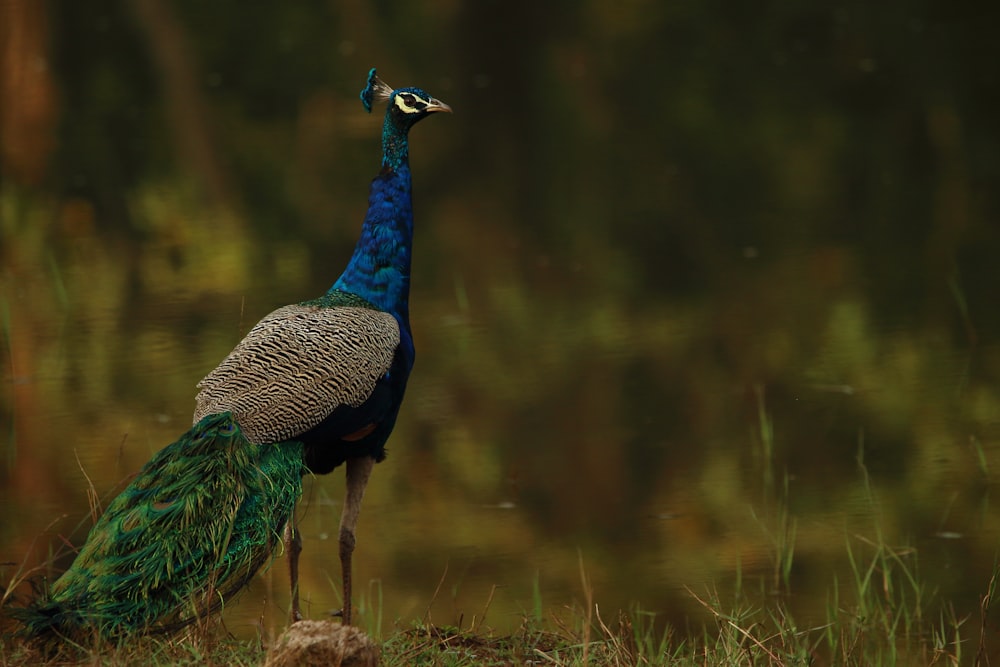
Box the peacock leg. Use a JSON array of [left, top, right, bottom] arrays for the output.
[[338, 455, 374, 625], [284, 508, 303, 623]]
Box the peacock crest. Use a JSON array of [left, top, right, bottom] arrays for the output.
[[361, 68, 394, 113]]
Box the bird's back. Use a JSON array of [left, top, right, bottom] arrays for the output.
[[193, 293, 403, 447]]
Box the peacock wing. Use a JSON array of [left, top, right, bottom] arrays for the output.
[[193, 304, 400, 444]]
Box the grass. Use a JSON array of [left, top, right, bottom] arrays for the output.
[[1, 411, 991, 666], [0, 384, 991, 665], [1, 535, 993, 666]]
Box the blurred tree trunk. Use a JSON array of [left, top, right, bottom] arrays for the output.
[[0, 0, 68, 567], [0, 0, 58, 186], [129, 0, 241, 216]]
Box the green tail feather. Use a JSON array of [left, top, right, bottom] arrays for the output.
[[14, 412, 304, 642]]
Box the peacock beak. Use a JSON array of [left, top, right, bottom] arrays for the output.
[[426, 98, 453, 113]]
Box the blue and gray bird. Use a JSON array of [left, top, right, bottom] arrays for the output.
[[15, 69, 451, 641]]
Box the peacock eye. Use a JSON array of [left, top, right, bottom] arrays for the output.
[[394, 92, 428, 114]]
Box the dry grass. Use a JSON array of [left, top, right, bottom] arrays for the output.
[[1, 544, 992, 667]]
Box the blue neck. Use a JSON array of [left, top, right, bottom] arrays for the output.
[[330, 162, 413, 325]]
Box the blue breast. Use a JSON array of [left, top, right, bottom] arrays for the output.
[[301, 162, 417, 472]]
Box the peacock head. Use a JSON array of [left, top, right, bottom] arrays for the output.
[[360, 68, 452, 133]]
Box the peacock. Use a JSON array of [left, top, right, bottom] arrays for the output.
[[14, 68, 451, 642]]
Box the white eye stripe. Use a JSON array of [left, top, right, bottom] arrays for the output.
[[393, 93, 426, 114]]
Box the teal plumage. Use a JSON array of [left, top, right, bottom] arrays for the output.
[[17, 414, 303, 639], [13, 69, 450, 642]]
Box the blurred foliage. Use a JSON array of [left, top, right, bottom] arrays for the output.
[[3, 0, 1000, 648]]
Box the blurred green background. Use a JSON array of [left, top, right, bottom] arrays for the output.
[[3, 0, 1000, 644]]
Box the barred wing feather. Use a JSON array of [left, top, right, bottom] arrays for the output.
[[194, 304, 400, 444]]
